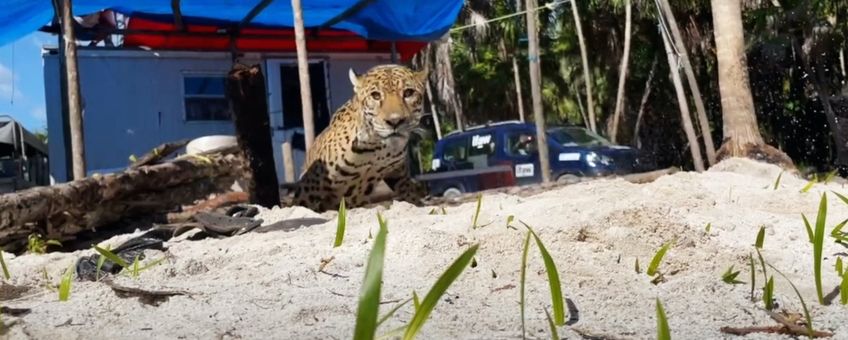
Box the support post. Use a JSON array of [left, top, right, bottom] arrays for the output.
[[55, 0, 86, 180], [291, 0, 316, 153], [282, 141, 296, 183], [226, 64, 281, 208], [390, 41, 398, 63], [525, 0, 551, 183]]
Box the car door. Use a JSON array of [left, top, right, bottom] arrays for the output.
[[502, 129, 542, 185]]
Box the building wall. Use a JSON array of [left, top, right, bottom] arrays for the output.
[[43, 49, 391, 183]]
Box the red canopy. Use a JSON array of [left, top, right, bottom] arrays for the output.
[[122, 17, 427, 62]]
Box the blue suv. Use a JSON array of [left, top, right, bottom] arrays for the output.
[[419, 121, 653, 197]]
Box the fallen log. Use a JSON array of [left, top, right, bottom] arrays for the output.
[[0, 148, 246, 247]]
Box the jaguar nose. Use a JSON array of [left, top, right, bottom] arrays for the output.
[[385, 116, 407, 129]]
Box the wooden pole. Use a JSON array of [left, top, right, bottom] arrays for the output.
[[425, 82, 443, 140], [226, 64, 281, 208], [660, 25, 705, 171], [57, 0, 87, 180], [570, 0, 596, 133], [512, 57, 526, 122], [610, 0, 631, 144], [525, 0, 551, 183], [282, 141, 296, 182], [291, 0, 316, 153]]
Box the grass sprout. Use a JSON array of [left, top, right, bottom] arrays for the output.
[[767, 263, 814, 337], [823, 169, 838, 184], [403, 243, 479, 340], [647, 242, 671, 277], [521, 222, 566, 325], [841, 271, 847, 305], [334, 199, 347, 248], [763, 276, 774, 310], [755, 225, 766, 248], [58, 263, 74, 301], [656, 298, 671, 340], [721, 265, 744, 284], [27, 234, 62, 254], [94, 245, 130, 268], [519, 231, 531, 339], [412, 291, 420, 311], [773, 171, 784, 190], [801, 174, 818, 193], [812, 193, 827, 305], [837, 257, 843, 277], [352, 214, 389, 340], [544, 308, 560, 340], [749, 254, 756, 301], [376, 298, 412, 329], [704, 222, 712, 234], [472, 194, 482, 228], [802, 214, 814, 243], [506, 215, 515, 229]]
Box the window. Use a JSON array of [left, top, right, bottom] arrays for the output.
[[442, 138, 468, 162], [506, 132, 537, 156], [183, 75, 231, 121]]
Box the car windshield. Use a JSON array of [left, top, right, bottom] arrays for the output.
[[548, 127, 611, 147]]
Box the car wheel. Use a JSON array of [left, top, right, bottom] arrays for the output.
[[556, 174, 580, 184], [442, 187, 463, 198]]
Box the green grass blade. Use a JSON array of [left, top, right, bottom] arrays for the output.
[[801, 175, 817, 193], [58, 263, 74, 301], [755, 248, 768, 284], [506, 215, 515, 228], [647, 243, 671, 277], [721, 265, 744, 284], [837, 257, 844, 277], [544, 308, 559, 340], [471, 194, 482, 228], [767, 263, 814, 337], [403, 244, 479, 340], [522, 222, 566, 325], [0, 250, 10, 280], [763, 276, 774, 310], [376, 298, 412, 329], [656, 298, 671, 340], [412, 291, 420, 311], [132, 255, 140, 278], [813, 193, 827, 305], [824, 169, 838, 184], [352, 215, 389, 340], [833, 190, 848, 206], [137, 257, 166, 272], [519, 231, 531, 340], [802, 214, 814, 243], [94, 245, 130, 268], [832, 219, 848, 238], [334, 199, 347, 248], [749, 254, 756, 301], [704, 223, 711, 234], [773, 171, 783, 190], [840, 271, 847, 305], [755, 226, 766, 248]]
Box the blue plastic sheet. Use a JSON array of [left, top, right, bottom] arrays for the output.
[[0, 0, 463, 46]]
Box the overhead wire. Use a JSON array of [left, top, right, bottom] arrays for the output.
[[449, 0, 571, 33]]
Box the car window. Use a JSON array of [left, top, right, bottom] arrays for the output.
[[549, 127, 610, 146], [468, 133, 495, 169], [442, 138, 468, 162], [506, 132, 537, 156]]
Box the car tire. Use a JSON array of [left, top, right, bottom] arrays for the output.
[[442, 187, 463, 198], [556, 174, 580, 184]]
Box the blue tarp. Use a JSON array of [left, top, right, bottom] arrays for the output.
[[0, 0, 464, 47]]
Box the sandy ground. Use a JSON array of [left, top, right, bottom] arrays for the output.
[[1, 157, 848, 340]]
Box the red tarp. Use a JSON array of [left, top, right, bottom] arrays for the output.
[[122, 17, 427, 61]]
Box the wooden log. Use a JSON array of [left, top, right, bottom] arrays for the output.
[[0, 151, 245, 245], [226, 63, 281, 209]]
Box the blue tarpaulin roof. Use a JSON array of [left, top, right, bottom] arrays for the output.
[[0, 0, 464, 47]]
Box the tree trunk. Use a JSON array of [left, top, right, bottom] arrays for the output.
[[512, 56, 526, 122], [425, 81, 443, 139], [57, 0, 87, 179], [570, 0, 596, 133], [633, 56, 658, 149], [610, 0, 632, 144], [710, 0, 793, 168], [661, 26, 705, 171], [291, 0, 316, 152], [658, 0, 717, 165], [226, 63, 281, 208], [526, 0, 552, 183]]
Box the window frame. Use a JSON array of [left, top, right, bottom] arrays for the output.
[[181, 72, 232, 123]]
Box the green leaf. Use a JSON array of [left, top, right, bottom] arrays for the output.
[[772, 171, 783, 190], [0, 250, 10, 280], [656, 298, 671, 340], [352, 214, 389, 340], [755, 248, 768, 285], [763, 276, 774, 310], [94, 245, 130, 268], [721, 265, 744, 284], [704, 223, 711, 234], [832, 218, 848, 238], [334, 199, 347, 248], [132, 255, 140, 278], [755, 226, 766, 248], [95, 245, 109, 280], [506, 215, 515, 228], [519, 231, 531, 339], [837, 257, 844, 277], [840, 271, 847, 305], [544, 308, 560, 340], [58, 263, 74, 302], [403, 243, 479, 340], [801, 175, 817, 193], [823, 169, 838, 184], [46, 240, 63, 247], [647, 242, 671, 277], [137, 257, 166, 272], [376, 298, 412, 329], [768, 263, 814, 337], [522, 222, 566, 326], [813, 193, 827, 305], [471, 194, 483, 228], [802, 214, 814, 243], [749, 254, 756, 302], [412, 291, 420, 312], [832, 191, 848, 206]]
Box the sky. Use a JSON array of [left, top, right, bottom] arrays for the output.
[[0, 31, 56, 132]]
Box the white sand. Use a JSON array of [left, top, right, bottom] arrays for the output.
[[2, 157, 848, 340]]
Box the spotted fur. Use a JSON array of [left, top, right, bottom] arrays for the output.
[[291, 64, 429, 212]]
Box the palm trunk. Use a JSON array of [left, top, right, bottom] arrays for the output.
[[610, 0, 632, 144], [658, 0, 717, 165], [425, 81, 443, 140], [661, 26, 705, 171], [633, 56, 658, 149], [526, 0, 552, 183], [512, 57, 526, 122], [570, 0, 596, 133]]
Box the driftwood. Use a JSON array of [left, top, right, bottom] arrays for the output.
[[0, 147, 246, 247]]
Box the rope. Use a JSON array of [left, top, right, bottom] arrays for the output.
[[449, 0, 571, 33]]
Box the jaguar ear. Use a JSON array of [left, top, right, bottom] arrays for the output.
[[348, 68, 359, 88]]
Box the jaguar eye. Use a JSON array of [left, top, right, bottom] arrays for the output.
[[370, 91, 382, 100], [403, 89, 416, 98]]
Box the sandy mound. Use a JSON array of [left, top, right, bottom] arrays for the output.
[[2, 157, 847, 339]]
